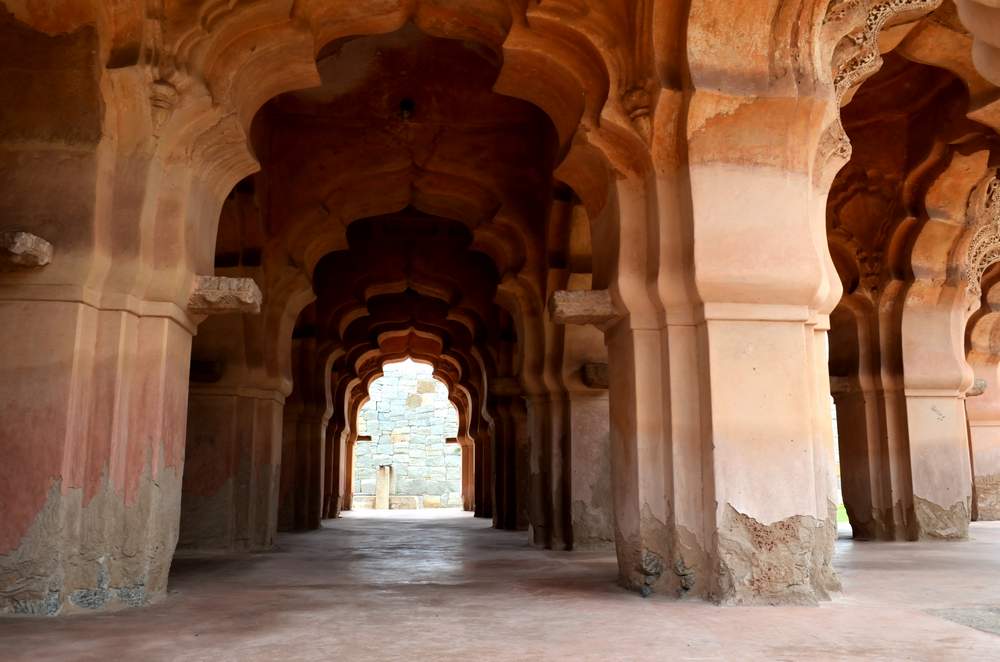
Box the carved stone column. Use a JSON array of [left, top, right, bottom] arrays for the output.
[[829, 291, 917, 541], [181, 383, 283, 551], [180, 287, 286, 552], [457, 436, 475, 512], [966, 368, 1000, 520], [473, 422, 494, 520], [680, 67, 842, 602], [562, 283, 614, 549], [277, 337, 329, 531], [0, 24, 221, 612]]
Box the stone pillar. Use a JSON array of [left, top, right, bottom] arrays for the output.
[[604, 316, 673, 594], [899, 289, 974, 538], [279, 400, 302, 530], [0, 303, 193, 614], [298, 408, 327, 526], [487, 379, 531, 529], [829, 292, 916, 540], [277, 338, 329, 531], [900, 171, 978, 538], [967, 369, 1000, 520], [458, 437, 475, 512], [180, 385, 283, 551], [524, 394, 571, 547], [965, 320, 1000, 521], [488, 397, 518, 530], [323, 420, 346, 518], [473, 424, 494, 519], [374, 466, 392, 510], [683, 84, 841, 603], [0, 13, 217, 613], [323, 374, 353, 517], [342, 432, 358, 512], [568, 392, 613, 548], [278, 400, 327, 530], [180, 275, 288, 552], [561, 285, 614, 549]]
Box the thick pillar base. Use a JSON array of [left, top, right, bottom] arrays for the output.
[[912, 497, 971, 539], [179, 388, 283, 552], [698, 316, 841, 605], [714, 503, 840, 606], [1, 471, 182, 615], [569, 395, 614, 549], [970, 424, 1000, 520], [0, 301, 191, 615], [906, 395, 972, 539]]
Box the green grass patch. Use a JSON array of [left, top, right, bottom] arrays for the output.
[[836, 503, 849, 524]]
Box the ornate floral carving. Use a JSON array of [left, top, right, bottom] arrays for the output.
[[964, 175, 1000, 298], [817, 0, 941, 185], [832, 0, 942, 98]]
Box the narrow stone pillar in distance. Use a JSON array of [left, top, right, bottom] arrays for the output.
[[375, 465, 392, 510]]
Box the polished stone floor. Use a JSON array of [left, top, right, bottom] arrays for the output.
[[1, 510, 999, 661]]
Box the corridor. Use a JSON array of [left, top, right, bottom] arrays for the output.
[[2, 513, 999, 661]]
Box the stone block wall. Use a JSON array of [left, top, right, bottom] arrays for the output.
[[354, 360, 461, 507]]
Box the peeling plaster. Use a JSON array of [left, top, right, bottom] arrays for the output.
[[914, 496, 970, 539], [0, 464, 182, 615], [714, 502, 840, 606]]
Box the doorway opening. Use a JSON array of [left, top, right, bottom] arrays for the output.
[[351, 359, 465, 512]]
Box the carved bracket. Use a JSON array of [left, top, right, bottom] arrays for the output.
[[549, 289, 620, 326], [188, 275, 262, 314], [0, 231, 52, 270]]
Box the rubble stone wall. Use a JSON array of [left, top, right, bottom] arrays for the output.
[[354, 360, 461, 507]]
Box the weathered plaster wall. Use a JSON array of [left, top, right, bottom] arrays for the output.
[[354, 360, 461, 507], [179, 390, 283, 551], [569, 395, 614, 549], [0, 307, 191, 614]]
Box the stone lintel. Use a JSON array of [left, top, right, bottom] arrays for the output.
[[580, 362, 610, 389], [549, 289, 618, 325], [0, 231, 52, 270], [188, 275, 262, 315]]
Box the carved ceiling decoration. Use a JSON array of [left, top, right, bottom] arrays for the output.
[[964, 174, 1000, 298]]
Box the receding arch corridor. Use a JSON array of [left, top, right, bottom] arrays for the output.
[[2, 515, 999, 661]]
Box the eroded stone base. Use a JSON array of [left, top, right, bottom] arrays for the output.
[[714, 503, 840, 606], [914, 496, 970, 539], [0, 468, 182, 615], [614, 505, 709, 599], [847, 502, 917, 541]]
